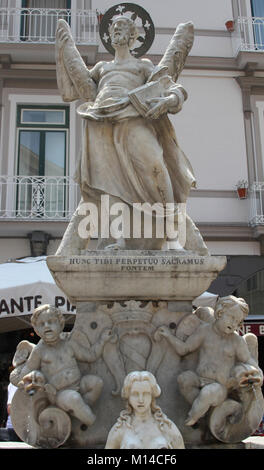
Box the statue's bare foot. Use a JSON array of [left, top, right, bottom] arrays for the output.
[[185, 416, 197, 426]]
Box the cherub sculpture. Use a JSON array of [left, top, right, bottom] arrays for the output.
[[155, 296, 264, 442], [105, 370, 185, 449], [10, 304, 113, 447], [55, 3, 208, 255]]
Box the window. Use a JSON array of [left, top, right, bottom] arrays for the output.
[[21, 109, 66, 125], [234, 269, 264, 316], [22, 1, 71, 7], [251, 0, 264, 16], [16, 105, 69, 217], [251, 0, 264, 49], [20, 1, 71, 43]]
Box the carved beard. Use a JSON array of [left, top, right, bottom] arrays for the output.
[[111, 30, 130, 47]]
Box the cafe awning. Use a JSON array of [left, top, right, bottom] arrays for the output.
[[0, 256, 75, 334], [0, 255, 220, 334]]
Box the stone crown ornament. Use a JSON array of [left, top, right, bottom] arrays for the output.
[[99, 2, 155, 57]]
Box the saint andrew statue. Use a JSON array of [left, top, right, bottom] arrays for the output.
[[55, 4, 208, 255]]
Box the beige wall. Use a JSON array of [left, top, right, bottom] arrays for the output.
[[207, 241, 261, 255], [172, 72, 248, 191], [0, 238, 61, 263], [0, 238, 30, 262], [187, 197, 249, 224], [0, 238, 64, 263], [92, 0, 233, 30]]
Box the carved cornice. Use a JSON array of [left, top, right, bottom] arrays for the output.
[[236, 75, 264, 90], [148, 27, 230, 38], [236, 74, 264, 116], [190, 189, 236, 198], [197, 223, 255, 241], [0, 68, 56, 80]]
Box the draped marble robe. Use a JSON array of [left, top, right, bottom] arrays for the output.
[[73, 61, 196, 209]]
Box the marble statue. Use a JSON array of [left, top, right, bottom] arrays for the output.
[[155, 296, 264, 442], [9, 305, 113, 447], [54, 5, 208, 255], [105, 370, 185, 449]]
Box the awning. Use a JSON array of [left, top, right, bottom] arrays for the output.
[[0, 256, 75, 334], [0, 259, 219, 334]]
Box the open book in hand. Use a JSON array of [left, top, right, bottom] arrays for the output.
[[128, 73, 175, 117]]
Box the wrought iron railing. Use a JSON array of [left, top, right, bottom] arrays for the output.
[[0, 175, 79, 220], [0, 8, 97, 44], [234, 17, 264, 53], [249, 182, 264, 226]]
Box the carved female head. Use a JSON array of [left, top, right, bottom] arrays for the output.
[[117, 370, 173, 431], [121, 371, 161, 416]]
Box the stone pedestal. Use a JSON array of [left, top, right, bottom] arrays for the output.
[[44, 251, 226, 447]]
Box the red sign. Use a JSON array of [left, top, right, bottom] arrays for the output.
[[239, 322, 264, 336]]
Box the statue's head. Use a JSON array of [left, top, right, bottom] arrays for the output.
[[109, 15, 139, 49], [214, 295, 249, 335], [121, 371, 161, 416], [31, 304, 65, 343]]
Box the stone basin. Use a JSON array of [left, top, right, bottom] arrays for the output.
[[47, 251, 226, 303]]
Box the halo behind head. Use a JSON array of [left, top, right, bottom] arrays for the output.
[[99, 3, 155, 58]]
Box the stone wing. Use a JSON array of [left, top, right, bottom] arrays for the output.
[[55, 19, 97, 102], [158, 22, 194, 82]]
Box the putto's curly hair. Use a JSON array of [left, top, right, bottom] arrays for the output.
[[109, 15, 139, 48], [31, 304, 65, 330], [116, 371, 172, 433], [215, 295, 249, 320]]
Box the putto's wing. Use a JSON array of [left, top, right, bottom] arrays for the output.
[[158, 22, 194, 82], [55, 19, 96, 102], [10, 340, 35, 386]]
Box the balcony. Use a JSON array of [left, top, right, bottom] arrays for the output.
[[0, 7, 97, 45], [232, 17, 264, 70], [0, 175, 79, 221], [249, 182, 264, 226], [235, 17, 264, 52]]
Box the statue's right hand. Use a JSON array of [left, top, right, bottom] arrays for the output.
[[18, 371, 45, 395]]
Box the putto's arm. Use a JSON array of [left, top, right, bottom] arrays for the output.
[[71, 328, 113, 363], [55, 19, 97, 102], [155, 324, 204, 356]]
